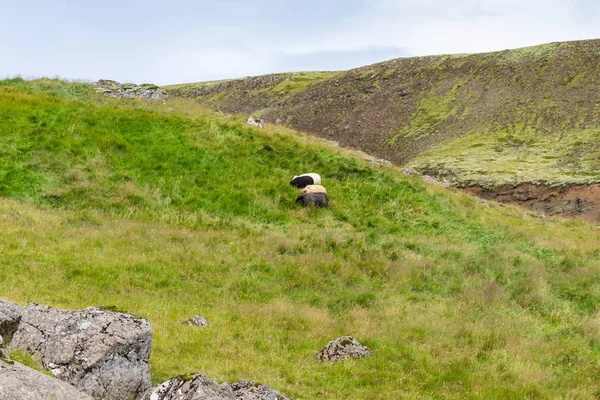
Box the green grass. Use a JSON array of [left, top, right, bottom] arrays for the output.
[[1, 78, 600, 399], [8, 349, 53, 376], [270, 71, 338, 95]]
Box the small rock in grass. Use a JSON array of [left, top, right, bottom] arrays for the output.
[[183, 315, 209, 327], [316, 335, 372, 362]]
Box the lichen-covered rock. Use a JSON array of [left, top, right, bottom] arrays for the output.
[[231, 379, 292, 400], [0, 358, 93, 400], [92, 79, 168, 101], [0, 297, 25, 343], [10, 303, 152, 400], [144, 373, 234, 400], [316, 335, 372, 362], [145, 375, 293, 400], [183, 315, 209, 327]]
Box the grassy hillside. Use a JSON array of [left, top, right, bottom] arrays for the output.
[[166, 40, 600, 188], [2, 78, 600, 399]]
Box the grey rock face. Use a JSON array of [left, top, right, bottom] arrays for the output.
[[231, 380, 292, 400], [183, 315, 209, 327], [316, 336, 372, 362], [92, 79, 168, 101], [246, 117, 264, 128], [0, 298, 25, 343], [145, 375, 293, 400], [10, 304, 152, 400], [144, 373, 234, 400], [0, 359, 93, 400]]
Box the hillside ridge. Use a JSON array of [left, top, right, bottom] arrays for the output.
[[166, 39, 600, 188]]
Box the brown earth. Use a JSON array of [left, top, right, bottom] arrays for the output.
[[462, 183, 600, 223]]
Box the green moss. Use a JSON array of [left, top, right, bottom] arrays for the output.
[[9, 349, 53, 376], [396, 85, 460, 140], [409, 126, 600, 188], [270, 71, 337, 96]]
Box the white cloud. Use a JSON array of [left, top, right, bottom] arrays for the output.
[[3, 0, 600, 84]]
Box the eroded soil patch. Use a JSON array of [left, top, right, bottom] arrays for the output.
[[463, 183, 600, 222]]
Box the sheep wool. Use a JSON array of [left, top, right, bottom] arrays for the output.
[[290, 173, 322, 188], [301, 184, 327, 194], [296, 192, 329, 208]]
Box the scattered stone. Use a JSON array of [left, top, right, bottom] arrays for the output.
[[275, 118, 282, 124], [0, 334, 4, 348], [247, 116, 264, 128], [0, 297, 25, 343], [10, 303, 152, 400], [0, 359, 93, 400], [92, 79, 168, 101], [402, 168, 419, 176], [316, 335, 372, 362], [183, 315, 209, 327], [421, 175, 452, 188], [231, 379, 292, 400], [363, 156, 392, 167], [143, 373, 234, 400], [477, 198, 490, 208]]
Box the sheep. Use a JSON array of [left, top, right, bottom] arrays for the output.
[[296, 192, 329, 208], [300, 184, 327, 194], [290, 173, 321, 188]]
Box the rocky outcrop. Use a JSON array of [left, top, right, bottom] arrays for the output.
[[10, 303, 152, 400], [247, 117, 264, 128], [145, 375, 293, 400], [0, 298, 25, 343], [144, 373, 234, 400], [92, 79, 168, 101], [316, 336, 372, 362], [0, 358, 93, 400]]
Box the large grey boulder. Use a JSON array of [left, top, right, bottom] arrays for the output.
[[0, 358, 93, 400], [10, 304, 152, 400], [145, 375, 293, 400], [144, 373, 234, 400], [0, 298, 25, 343], [316, 335, 372, 362]]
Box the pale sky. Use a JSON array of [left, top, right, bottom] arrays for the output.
[[1, 0, 600, 85]]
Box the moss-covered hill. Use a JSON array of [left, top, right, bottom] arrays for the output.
[[2, 78, 600, 399], [166, 39, 600, 189]]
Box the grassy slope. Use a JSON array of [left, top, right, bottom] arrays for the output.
[[166, 40, 600, 188], [2, 78, 600, 399]]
